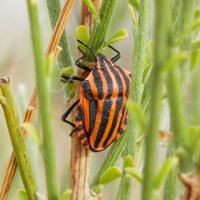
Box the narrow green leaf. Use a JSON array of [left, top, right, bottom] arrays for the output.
[[17, 189, 28, 200], [99, 166, 122, 185], [153, 157, 179, 190], [76, 25, 90, 53], [126, 100, 147, 132], [103, 29, 128, 47], [191, 40, 200, 51], [61, 67, 76, 102], [128, 0, 140, 11], [162, 52, 188, 72], [188, 126, 200, 153], [124, 167, 143, 183], [76, 25, 90, 50], [83, 0, 98, 17], [60, 189, 72, 200], [190, 50, 200, 70], [194, 9, 200, 19], [128, 4, 137, 33], [175, 19, 200, 46], [124, 155, 134, 168], [61, 67, 75, 80], [92, 184, 104, 195], [22, 123, 42, 145]]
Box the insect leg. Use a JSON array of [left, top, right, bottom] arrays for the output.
[[61, 99, 80, 126], [108, 45, 121, 63], [75, 58, 91, 72], [61, 74, 84, 82]]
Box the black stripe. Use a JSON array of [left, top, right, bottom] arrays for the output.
[[76, 106, 82, 122], [104, 58, 123, 96], [98, 55, 113, 98], [82, 80, 93, 100], [115, 65, 130, 97], [117, 106, 127, 133], [103, 98, 124, 147], [94, 99, 113, 149], [101, 58, 124, 147], [92, 69, 103, 99], [89, 100, 97, 136]]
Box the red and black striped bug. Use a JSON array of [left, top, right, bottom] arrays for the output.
[[61, 40, 131, 152]]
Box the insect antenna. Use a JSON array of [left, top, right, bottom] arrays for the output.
[[77, 40, 96, 60]]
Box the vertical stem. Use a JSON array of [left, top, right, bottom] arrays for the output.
[[0, 77, 37, 200], [163, 142, 178, 200], [142, 0, 171, 199], [179, 0, 195, 82], [46, 0, 73, 67], [117, 0, 151, 199], [87, 0, 117, 61], [26, 0, 59, 199], [70, 1, 100, 200]]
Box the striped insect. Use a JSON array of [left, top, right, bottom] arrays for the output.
[[61, 40, 131, 152]]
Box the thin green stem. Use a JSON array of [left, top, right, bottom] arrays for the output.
[[117, 0, 151, 199], [87, 0, 117, 61], [46, 0, 73, 67], [90, 134, 125, 189], [0, 77, 37, 200], [179, 0, 195, 82], [26, 1, 59, 199], [163, 142, 178, 200], [142, 0, 171, 199], [167, 68, 187, 148]]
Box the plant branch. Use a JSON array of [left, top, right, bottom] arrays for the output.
[[46, 0, 73, 67], [0, 0, 76, 198], [0, 88, 38, 200], [117, 0, 151, 198], [69, 1, 100, 200], [46, 0, 76, 57], [87, 0, 117, 61], [0, 77, 37, 200], [27, 0, 59, 199], [142, 0, 171, 199]]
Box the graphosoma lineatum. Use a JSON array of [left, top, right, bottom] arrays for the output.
[[61, 40, 131, 152]]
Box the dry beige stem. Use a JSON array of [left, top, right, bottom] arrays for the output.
[[0, 0, 76, 199], [69, 1, 101, 200], [179, 172, 200, 200]]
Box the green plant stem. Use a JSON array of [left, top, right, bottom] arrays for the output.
[[46, 0, 73, 67], [163, 142, 178, 200], [117, 0, 150, 199], [26, 1, 59, 199], [180, 0, 195, 82], [142, 0, 171, 199], [87, 0, 117, 61], [167, 68, 187, 148], [90, 134, 125, 189], [0, 77, 37, 200]]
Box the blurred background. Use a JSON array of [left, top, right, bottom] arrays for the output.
[[0, 0, 134, 199]]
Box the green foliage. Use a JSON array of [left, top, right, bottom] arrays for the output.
[[128, 0, 140, 11], [60, 189, 72, 200], [93, 166, 122, 195], [127, 101, 147, 133], [83, 0, 98, 17], [76, 25, 90, 48], [18, 189, 28, 200], [103, 29, 128, 47], [153, 157, 179, 191]]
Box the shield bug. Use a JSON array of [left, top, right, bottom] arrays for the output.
[[61, 40, 131, 152]]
